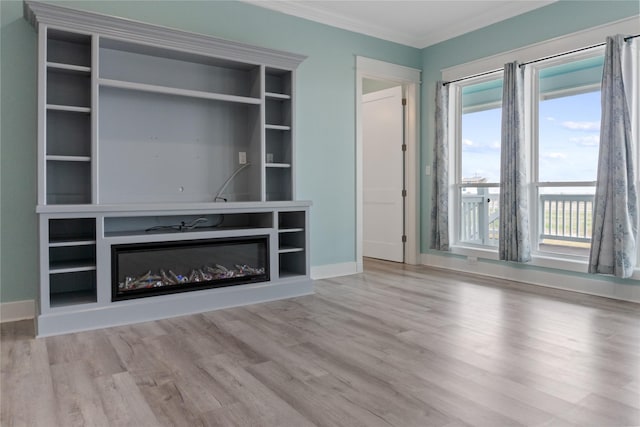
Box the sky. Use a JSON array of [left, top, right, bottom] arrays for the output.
[[461, 90, 601, 187]]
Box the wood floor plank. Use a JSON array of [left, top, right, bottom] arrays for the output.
[[2, 258, 639, 426]]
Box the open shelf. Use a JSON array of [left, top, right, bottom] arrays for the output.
[[265, 92, 291, 100], [47, 62, 91, 74], [46, 155, 91, 162], [98, 78, 261, 105], [46, 104, 91, 113], [265, 124, 291, 131], [49, 271, 97, 307], [49, 240, 96, 248]]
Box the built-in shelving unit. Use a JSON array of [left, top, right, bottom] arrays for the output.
[[25, 0, 312, 337]]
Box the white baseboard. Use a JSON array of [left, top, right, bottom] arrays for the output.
[[311, 262, 358, 280], [1, 300, 36, 323], [421, 252, 640, 303]]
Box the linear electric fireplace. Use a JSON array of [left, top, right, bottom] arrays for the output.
[[112, 236, 269, 301]]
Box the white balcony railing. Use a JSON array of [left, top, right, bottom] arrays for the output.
[[460, 191, 594, 249]]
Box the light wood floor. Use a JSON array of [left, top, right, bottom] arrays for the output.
[[2, 259, 639, 426]]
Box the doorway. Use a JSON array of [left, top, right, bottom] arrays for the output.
[[362, 83, 404, 262], [356, 57, 421, 272]]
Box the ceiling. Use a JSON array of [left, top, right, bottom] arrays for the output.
[[244, 0, 557, 48]]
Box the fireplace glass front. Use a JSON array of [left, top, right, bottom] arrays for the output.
[[112, 236, 269, 301]]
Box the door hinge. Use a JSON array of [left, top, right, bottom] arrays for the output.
[[402, 98, 407, 106], [401, 189, 407, 197], [401, 144, 407, 152], [402, 235, 407, 243]]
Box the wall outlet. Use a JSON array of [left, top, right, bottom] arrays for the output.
[[425, 165, 431, 176], [239, 151, 247, 164]]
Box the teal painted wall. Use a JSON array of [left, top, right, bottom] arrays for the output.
[[0, 0, 420, 302], [420, 1, 639, 284]]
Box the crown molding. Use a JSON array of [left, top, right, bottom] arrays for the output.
[[23, 0, 306, 70], [242, 0, 425, 48], [415, 1, 556, 48], [243, 0, 556, 49]]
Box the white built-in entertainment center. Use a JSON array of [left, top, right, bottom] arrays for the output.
[[24, 1, 312, 336]]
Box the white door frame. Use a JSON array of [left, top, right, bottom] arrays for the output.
[[356, 56, 421, 271]]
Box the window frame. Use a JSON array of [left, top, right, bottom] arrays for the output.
[[440, 17, 639, 277], [528, 47, 605, 261], [452, 72, 504, 250]]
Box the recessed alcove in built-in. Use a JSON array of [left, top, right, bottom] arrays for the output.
[[98, 87, 262, 204], [104, 212, 273, 237]]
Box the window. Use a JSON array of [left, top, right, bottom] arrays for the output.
[[533, 52, 604, 257], [456, 76, 503, 247], [451, 50, 606, 257]]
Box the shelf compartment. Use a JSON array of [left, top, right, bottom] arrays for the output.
[[266, 98, 291, 128], [47, 29, 91, 67], [46, 160, 91, 204], [47, 68, 91, 108], [279, 251, 305, 277], [265, 68, 292, 96], [99, 78, 261, 105], [100, 39, 262, 99], [266, 167, 292, 201], [49, 245, 96, 271], [104, 212, 273, 237], [265, 128, 292, 165], [49, 218, 96, 243], [279, 230, 304, 251], [49, 271, 97, 308], [278, 211, 305, 230], [46, 108, 91, 157]]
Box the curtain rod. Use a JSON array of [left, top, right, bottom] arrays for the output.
[[443, 34, 639, 86]]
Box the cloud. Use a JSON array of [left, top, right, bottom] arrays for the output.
[[562, 121, 600, 131], [490, 141, 501, 150], [546, 116, 555, 121], [542, 152, 567, 159], [570, 135, 599, 147], [462, 138, 474, 146]]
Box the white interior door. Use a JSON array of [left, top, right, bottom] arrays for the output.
[[363, 85, 404, 262]]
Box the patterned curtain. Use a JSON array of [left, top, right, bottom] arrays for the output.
[[431, 82, 450, 251], [499, 62, 531, 262], [589, 35, 638, 278]]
